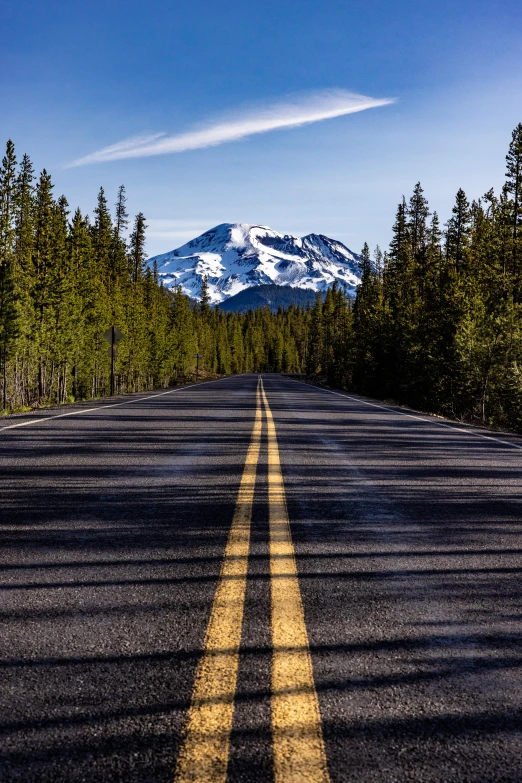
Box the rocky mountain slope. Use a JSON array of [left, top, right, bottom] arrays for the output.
[[147, 223, 361, 304]]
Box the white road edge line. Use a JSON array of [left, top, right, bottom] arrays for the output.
[[291, 380, 522, 452], [0, 378, 225, 432]]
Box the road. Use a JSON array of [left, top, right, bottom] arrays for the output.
[[1, 373, 522, 783]]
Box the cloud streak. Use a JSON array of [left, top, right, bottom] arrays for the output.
[[69, 90, 395, 166]]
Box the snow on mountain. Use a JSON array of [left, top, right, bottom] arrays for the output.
[[147, 223, 361, 304]]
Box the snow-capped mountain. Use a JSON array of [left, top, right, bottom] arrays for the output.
[[147, 223, 361, 304]]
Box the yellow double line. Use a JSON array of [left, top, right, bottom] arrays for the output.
[[175, 378, 330, 783]]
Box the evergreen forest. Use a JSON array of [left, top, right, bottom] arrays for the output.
[[1, 124, 522, 432]]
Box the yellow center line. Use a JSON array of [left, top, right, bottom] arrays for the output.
[[261, 379, 331, 783], [174, 378, 263, 783]]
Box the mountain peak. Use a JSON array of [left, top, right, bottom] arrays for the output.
[[148, 223, 361, 304]]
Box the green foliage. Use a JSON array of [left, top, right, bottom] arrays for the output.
[[346, 122, 522, 431], [2, 124, 522, 433], [0, 141, 318, 409], [0, 140, 20, 409], [219, 284, 320, 313]]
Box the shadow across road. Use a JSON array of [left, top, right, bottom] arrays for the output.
[[1, 374, 522, 782]]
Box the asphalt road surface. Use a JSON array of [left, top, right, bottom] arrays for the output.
[[1, 373, 522, 783]]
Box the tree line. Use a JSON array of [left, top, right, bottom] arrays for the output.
[[0, 125, 521, 431], [347, 122, 522, 431], [0, 142, 313, 411]]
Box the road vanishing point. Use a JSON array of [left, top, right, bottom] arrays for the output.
[[1, 374, 522, 783]]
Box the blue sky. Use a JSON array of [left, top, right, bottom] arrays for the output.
[[1, 0, 521, 256]]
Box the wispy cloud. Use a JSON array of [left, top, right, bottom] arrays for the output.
[[68, 90, 395, 167]]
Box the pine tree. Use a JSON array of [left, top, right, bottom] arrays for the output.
[[92, 187, 113, 287], [352, 243, 380, 393], [199, 275, 211, 316], [109, 185, 129, 291], [171, 285, 196, 380], [445, 188, 471, 270], [14, 153, 34, 262], [506, 125, 522, 251], [383, 194, 417, 400], [0, 141, 17, 260], [505, 123, 522, 295], [408, 182, 430, 257], [115, 185, 129, 239], [0, 141, 19, 409], [306, 296, 324, 375], [389, 197, 409, 261], [128, 212, 147, 285], [14, 152, 34, 300]]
